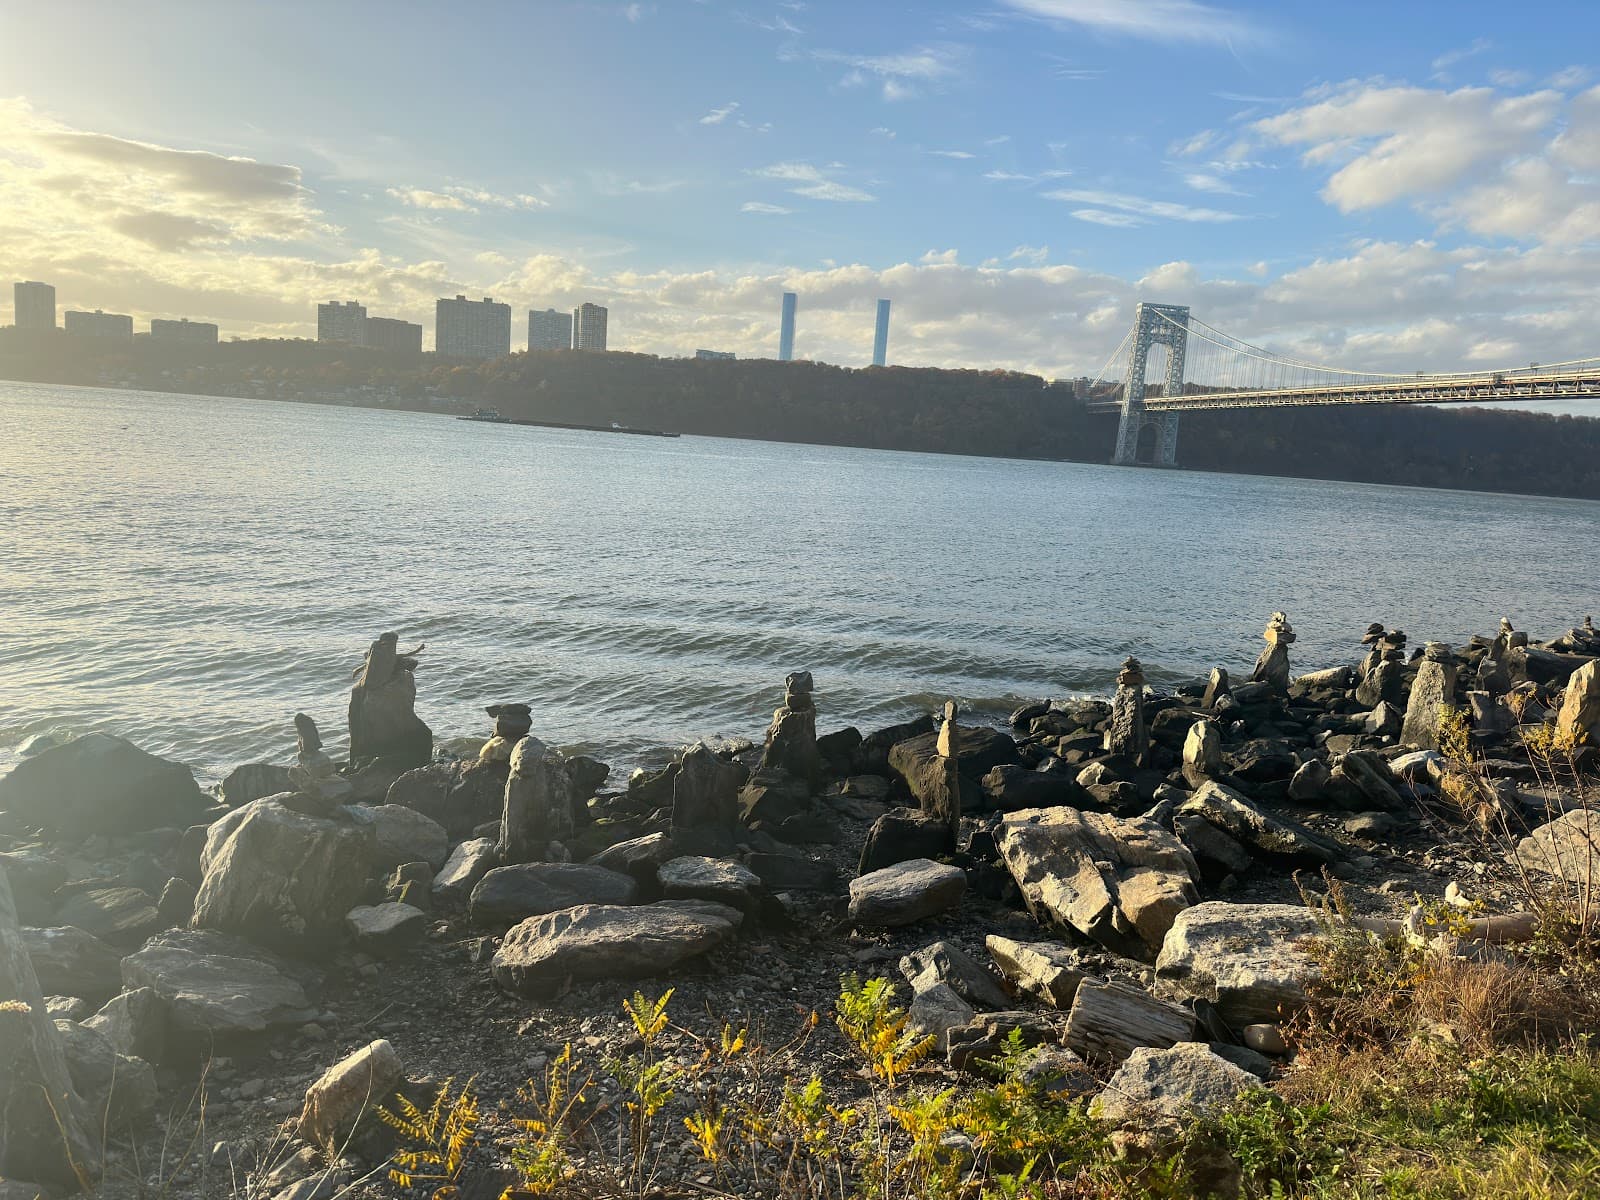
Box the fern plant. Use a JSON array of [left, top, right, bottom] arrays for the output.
[[377, 1076, 482, 1197], [835, 974, 937, 1085]]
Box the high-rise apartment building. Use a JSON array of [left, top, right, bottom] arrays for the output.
[[872, 298, 890, 367], [778, 291, 796, 361], [528, 307, 573, 351], [572, 302, 608, 352], [150, 317, 219, 346], [64, 309, 134, 340], [364, 316, 423, 354], [317, 300, 367, 345], [13, 281, 56, 331], [436, 295, 511, 360]]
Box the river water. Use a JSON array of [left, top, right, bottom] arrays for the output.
[[3, 381, 1596, 783]]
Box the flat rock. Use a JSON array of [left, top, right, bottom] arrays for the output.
[[847, 858, 966, 927], [0, 733, 209, 835], [1064, 979, 1195, 1064], [1179, 780, 1338, 867], [858, 810, 954, 874], [52, 887, 162, 946], [365, 804, 450, 870], [469, 863, 639, 928], [344, 902, 428, 954], [1094, 1042, 1260, 1123], [984, 935, 1089, 1009], [55, 1018, 158, 1131], [121, 929, 317, 1043], [1154, 901, 1322, 1027], [491, 901, 739, 997], [587, 832, 676, 883], [658, 856, 761, 906], [900, 940, 1011, 1010], [1516, 809, 1600, 884], [22, 925, 124, 998], [432, 837, 498, 905]]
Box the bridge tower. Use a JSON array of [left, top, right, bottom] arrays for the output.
[[1112, 302, 1190, 467]]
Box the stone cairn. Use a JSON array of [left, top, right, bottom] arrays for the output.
[[930, 699, 964, 842], [499, 733, 574, 865], [1355, 625, 1408, 708], [1399, 641, 1459, 751], [284, 713, 351, 816], [482, 703, 533, 763], [1249, 612, 1295, 692], [347, 632, 433, 769], [759, 671, 821, 788], [1106, 656, 1148, 767]]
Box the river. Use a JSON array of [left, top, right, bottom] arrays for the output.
[[3, 381, 1596, 783]]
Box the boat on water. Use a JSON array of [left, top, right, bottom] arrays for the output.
[[456, 409, 680, 437]]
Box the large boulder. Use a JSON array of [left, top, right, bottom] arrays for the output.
[[984, 935, 1089, 1009], [21, 926, 124, 999], [52, 888, 162, 947], [0, 867, 102, 1192], [1516, 809, 1600, 885], [1555, 660, 1600, 748], [347, 632, 432, 768], [469, 864, 638, 928], [365, 804, 449, 870], [220, 762, 293, 809], [980, 764, 1084, 811], [1093, 1042, 1259, 1123], [1154, 902, 1322, 1027], [1400, 644, 1459, 751], [847, 859, 966, 927], [900, 940, 1011, 1010], [657, 856, 761, 908], [298, 1039, 403, 1153], [996, 808, 1199, 957], [0, 734, 208, 835], [1064, 979, 1195, 1065], [670, 744, 747, 855], [121, 929, 317, 1044], [1179, 781, 1338, 867], [388, 759, 508, 840], [858, 810, 954, 875], [889, 727, 1019, 815], [54, 1019, 158, 1132], [499, 736, 574, 864], [491, 901, 739, 997], [191, 796, 375, 953]]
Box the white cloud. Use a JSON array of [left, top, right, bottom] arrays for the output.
[[1431, 38, 1491, 74], [1183, 172, 1247, 196], [928, 149, 975, 159], [984, 169, 1033, 182], [1488, 68, 1531, 88], [998, 0, 1265, 46], [740, 201, 793, 214], [1171, 129, 1219, 157], [1550, 66, 1590, 90], [807, 43, 965, 101], [869, 126, 897, 138], [1069, 209, 1145, 227], [389, 187, 472, 211], [920, 249, 959, 264], [1044, 186, 1245, 222], [389, 185, 548, 212], [1008, 244, 1049, 264], [752, 161, 875, 202], [700, 101, 740, 125]]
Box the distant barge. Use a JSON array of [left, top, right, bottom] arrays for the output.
[[458, 408, 680, 438]]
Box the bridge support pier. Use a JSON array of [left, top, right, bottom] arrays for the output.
[[1112, 302, 1189, 467]]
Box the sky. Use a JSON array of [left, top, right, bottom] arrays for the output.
[[5, 0, 1600, 383]]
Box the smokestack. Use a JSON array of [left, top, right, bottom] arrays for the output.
[[872, 298, 890, 367]]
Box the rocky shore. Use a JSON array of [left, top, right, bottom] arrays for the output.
[[3, 613, 1600, 1199]]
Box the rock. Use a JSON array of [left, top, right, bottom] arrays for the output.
[[1179, 780, 1338, 867], [389, 759, 506, 840], [500, 736, 574, 864], [432, 837, 498, 905], [900, 940, 1011, 1010], [469, 863, 639, 928], [996, 807, 1198, 956], [847, 858, 966, 927], [1172, 813, 1253, 882], [22, 926, 123, 998], [46, 996, 87, 1019], [1201, 668, 1231, 710], [984, 935, 1088, 1009], [1243, 1023, 1288, 1055], [366, 805, 449, 871], [888, 726, 1018, 814], [1556, 660, 1600, 747], [587, 832, 676, 883], [491, 901, 739, 996], [1516, 809, 1600, 884], [1249, 613, 1296, 693], [0, 733, 208, 835], [743, 852, 840, 892], [816, 726, 864, 776], [1181, 721, 1221, 787], [1094, 1042, 1259, 1122], [0, 851, 66, 922], [1154, 902, 1322, 1027], [907, 981, 976, 1051], [1064, 979, 1195, 1064], [52, 887, 162, 946], [1364, 702, 1404, 737], [54, 1018, 158, 1131], [658, 856, 760, 907], [192, 796, 375, 953], [1287, 759, 1329, 803], [344, 902, 427, 954], [298, 1039, 404, 1152], [858, 810, 954, 875], [347, 632, 432, 768], [670, 743, 747, 855], [84, 987, 166, 1064], [1107, 657, 1149, 765], [738, 769, 812, 828], [946, 1010, 1066, 1073], [157, 876, 198, 926], [1336, 751, 1404, 810], [980, 764, 1083, 810], [1225, 739, 1299, 784], [1343, 811, 1399, 839], [1400, 643, 1460, 751], [220, 763, 294, 809], [384, 862, 434, 910], [758, 672, 822, 788], [0, 866, 103, 1191], [121, 929, 317, 1043]]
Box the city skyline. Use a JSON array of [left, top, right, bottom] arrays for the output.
[[5, 4, 1600, 379]]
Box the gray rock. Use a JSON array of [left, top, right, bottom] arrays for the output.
[[491, 901, 739, 997], [847, 858, 966, 927], [55, 1018, 158, 1131], [0, 733, 208, 835], [658, 856, 761, 906], [889, 727, 1018, 818], [742, 852, 840, 892], [1556, 659, 1600, 748], [670, 743, 747, 854], [983, 935, 1088, 1009], [45, 995, 87, 1020], [1172, 812, 1253, 880], [1179, 780, 1338, 867], [192, 796, 375, 953], [365, 804, 450, 870], [220, 763, 294, 809], [157, 876, 198, 926], [1287, 759, 1330, 803], [431, 837, 498, 905], [980, 764, 1083, 811], [758, 672, 822, 788], [1154, 901, 1322, 1026], [1181, 721, 1221, 787], [1094, 1042, 1260, 1123], [1064, 979, 1195, 1064], [22, 925, 124, 998], [900, 940, 1011, 1010], [384, 862, 434, 910], [53, 887, 162, 946], [499, 736, 574, 864], [906, 981, 976, 1051], [344, 902, 428, 953], [1400, 644, 1459, 751], [298, 1039, 404, 1152], [1516, 809, 1600, 885], [858, 810, 954, 875], [121, 929, 317, 1043], [347, 631, 432, 768], [587, 832, 676, 882], [469, 863, 639, 928], [84, 986, 166, 1063]]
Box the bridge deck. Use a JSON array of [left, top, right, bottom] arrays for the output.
[[1084, 370, 1600, 413]]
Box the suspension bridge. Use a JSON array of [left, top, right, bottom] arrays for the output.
[[1084, 302, 1600, 466]]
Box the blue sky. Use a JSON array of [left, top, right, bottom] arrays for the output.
[[5, 0, 1600, 382]]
